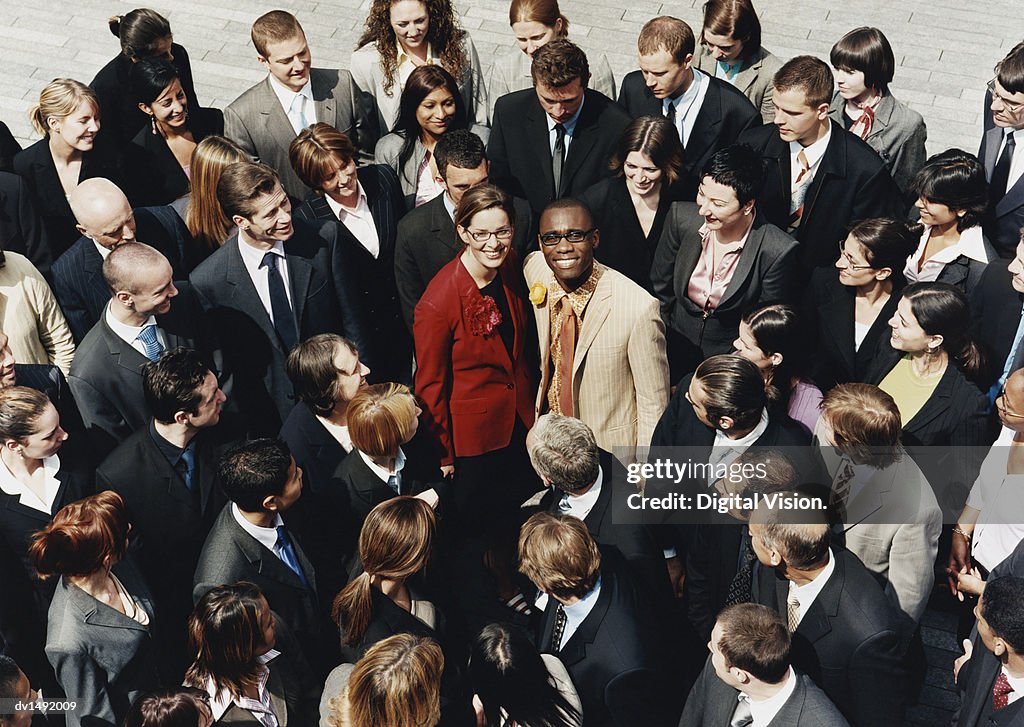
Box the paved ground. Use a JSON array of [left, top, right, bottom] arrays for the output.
[[0, 1, 1020, 724]]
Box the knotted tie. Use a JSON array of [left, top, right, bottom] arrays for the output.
[[848, 99, 879, 140], [289, 93, 311, 134], [552, 123, 566, 197], [788, 150, 811, 232], [275, 525, 309, 587], [262, 252, 299, 353], [557, 296, 577, 416], [730, 694, 753, 727], [831, 459, 856, 508], [136, 324, 164, 362], [180, 445, 195, 492], [665, 100, 678, 133], [994, 671, 1014, 711], [550, 603, 567, 653], [787, 592, 801, 632], [724, 527, 757, 606], [991, 132, 1017, 207]]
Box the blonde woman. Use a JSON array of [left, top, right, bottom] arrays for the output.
[[176, 136, 247, 255]]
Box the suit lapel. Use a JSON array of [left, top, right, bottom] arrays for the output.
[[100, 317, 148, 378], [556, 574, 612, 667], [734, 53, 764, 96], [526, 99, 557, 195], [823, 282, 857, 376], [430, 196, 459, 258], [685, 81, 722, 173], [717, 221, 765, 309], [903, 364, 954, 435], [284, 243, 312, 331], [572, 272, 612, 380], [801, 122, 846, 225], [454, 260, 513, 373], [311, 69, 336, 130], [256, 77, 301, 151], [223, 237, 285, 352], [562, 97, 601, 191]]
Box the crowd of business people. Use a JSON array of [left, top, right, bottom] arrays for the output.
[[1, 0, 1024, 725]]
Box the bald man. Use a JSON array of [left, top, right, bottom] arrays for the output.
[[68, 242, 216, 458], [53, 178, 192, 342]]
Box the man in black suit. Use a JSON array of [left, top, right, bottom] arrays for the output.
[[738, 56, 899, 270], [96, 348, 229, 680], [681, 603, 849, 726], [189, 162, 366, 434], [980, 44, 1024, 259], [394, 129, 533, 330], [954, 576, 1024, 727], [521, 512, 674, 727], [54, 178, 191, 342], [749, 509, 906, 726], [489, 39, 630, 216], [0, 171, 50, 276], [617, 16, 760, 199], [193, 438, 333, 676], [68, 242, 213, 460]]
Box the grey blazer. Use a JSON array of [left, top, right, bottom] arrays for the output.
[[223, 69, 373, 200], [694, 46, 784, 124], [828, 91, 927, 201], [45, 558, 159, 727]]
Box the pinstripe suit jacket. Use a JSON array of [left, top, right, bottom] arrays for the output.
[[523, 255, 670, 462]]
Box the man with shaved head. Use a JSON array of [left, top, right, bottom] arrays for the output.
[[53, 178, 191, 342], [69, 242, 215, 458]]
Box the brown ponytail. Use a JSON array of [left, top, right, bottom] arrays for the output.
[[29, 491, 129, 579]]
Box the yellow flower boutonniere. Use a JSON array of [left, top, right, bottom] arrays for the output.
[[529, 282, 547, 306]]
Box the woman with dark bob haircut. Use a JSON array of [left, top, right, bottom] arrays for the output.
[[468, 623, 582, 727], [828, 26, 927, 201], [30, 491, 160, 727], [578, 115, 686, 292], [693, 0, 783, 122], [904, 149, 994, 297], [652, 143, 799, 377], [374, 65, 471, 210], [122, 688, 213, 727], [804, 217, 918, 389]]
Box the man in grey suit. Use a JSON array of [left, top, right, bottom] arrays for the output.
[[224, 10, 372, 200], [980, 44, 1024, 259], [681, 603, 849, 726]]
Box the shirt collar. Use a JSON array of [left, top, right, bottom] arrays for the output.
[[915, 224, 990, 266], [397, 43, 435, 69], [714, 408, 770, 448], [92, 239, 114, 260], [788, 547, 836, 606], [789, 123, 832, 169], [206, 649, 281, 722], [237, 237, 286, 270], [546, 94, 586, 136], [148, 419, 190, 468], [267, 73, 312, 110], [442, 192, 457, 220], [324, 183, 369, 221], [698, 215, 756, 249], [558, 465, 603, 519], [742, 667, 797, 726], [666, 68, 705, 110], [357, 447, 407, 484], [105, 303, 158, 342], [562, 573, 602, 630], [231, 503, 285, 553], [548, 262, 603, 315], [0, 454, 62, 513]]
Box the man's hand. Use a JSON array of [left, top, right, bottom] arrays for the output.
[[954, 638, 973, 684], [665, 556, 685, 599], [947, 534, 972, 597], [956, 567, 986, 600], [440, 464, 455, 479]]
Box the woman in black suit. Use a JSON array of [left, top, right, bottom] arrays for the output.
[[290, 123, 410, 383], [127, 58, 224, 206], [90, 9, 201, 146], [652, 143, 799, 377], [805, 217, 918, 390], [578, 115, 686, 292], [30, 491, 160, 727], [14, 79, 126, 258]]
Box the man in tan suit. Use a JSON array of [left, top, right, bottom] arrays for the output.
[[523, 199, 669, 463]]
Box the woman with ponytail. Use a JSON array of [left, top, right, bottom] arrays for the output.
[[30, 490, 160, 727]]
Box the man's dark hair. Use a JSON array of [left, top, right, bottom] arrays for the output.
[[531, 38, 589, 88], [218, 438, 292, 512], [700, 144, 766, 206], [143, 347, 211, 424], [694, 354, 766, 431], [982, 576, 1024, 653], [996, 41, 1024, 96], [0, 655, 22, 717], [716, 604, 791, 683], [434, 129, 487, 181], [539, 198, 596, 230]]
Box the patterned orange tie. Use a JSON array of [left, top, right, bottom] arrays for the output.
[[558, 296, 577, 416], [788, 150, 811, 232]]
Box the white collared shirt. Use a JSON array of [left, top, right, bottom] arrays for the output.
[[92, 240, 114, 260], [236, 238, 293, 323], [788, 125, 832, 191], [903, 225, 990, 284], [665, 68, 710, 145], [787, 547, 836, 627], [534, 575, 603, 648], [397, 43, 437, 92], [315, 416, 353, 453], [325, 184, 380, 258], [206, 648, 281, 725], [742, 666, 798, 727], [0, 453, 61, 514], [995, 128, 1024, 196], [709, 409, 770, 486], [557, 466, 603, 521], [1000, 666, 1024, 707], [547, 96, 586, 156], [357, 448, 407, 495], [967, 425, 1024, 570], [231, 503, 286, 556], [104, 304, 167, 359], [267, 74, 315, 135]]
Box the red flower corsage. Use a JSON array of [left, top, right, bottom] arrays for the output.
[[466, 295, 502, 336]]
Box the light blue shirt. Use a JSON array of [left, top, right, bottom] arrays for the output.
[[560, 574, 602, 647], [547, 95, 586, 156]]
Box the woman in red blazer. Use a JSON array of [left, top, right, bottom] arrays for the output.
[[413, 184, 537, 530]]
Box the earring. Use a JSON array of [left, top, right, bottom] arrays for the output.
[[150, 114, 157, 135]]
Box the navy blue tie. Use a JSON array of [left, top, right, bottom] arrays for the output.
[[180, 446, 195, 491], [262, 252, 299, 353]]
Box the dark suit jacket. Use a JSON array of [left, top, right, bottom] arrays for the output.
[[737, 120, 900, 270], [685, 522, 745, 643], [293, 165, 410, 381], [0, 171, 51, 275], [46, 559, 160, 727], [393, 192, 534, 331], [536, 547, 672, 727], [980, 126, 1024, 259], [52, 205, 194, 343], [972, 259, 1024, 375], [15, 363, 82, 434], [0, 121, 20, 173], [489, 88, 631, 214], [803, 267, 903, 390], [90, 44, 200, 146], [752, 548, 906, 727], [189, 219, 367, 433], [680, 658, 850, 727], [13, 137, 129, 259], [577, 176, 687, 292], [956, 639, 1024, 727], [652, 204, 798, 371], [617, 72, 760, 199]]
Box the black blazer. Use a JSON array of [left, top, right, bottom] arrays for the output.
[[684, 522, 745, 643], [90, 43, 200, 146], [737, 120, 900, 270], [980, 126, 1024, 259], [971, 259, 1024, 378], [804, 267, 903, 390], [293, 165, 410, 382], [651, 204, 798, 372], [393, 191, 534, 330], [0, 121, 20, 173], [752, 548, 906, 727], [489, 88, 631, 215], [13, 137, 129, 259], [278, 401, 348, 499], [52, 205, 194, 343], [189, 219, 367, 433], [126, 106, 224, 206], [956, 636, 1024, 727], [577, 176, 686, 292], [617, 72, 760, 199], [0, 171, 51, 275]]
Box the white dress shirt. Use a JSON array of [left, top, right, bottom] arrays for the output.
[[1001, 666, 1024, 707], [0, 453, 62, 513], [92, 240, 114, 260], [903, 225, 989, 284], [995, 128, 1024, 195], [547, 96, 586, 156], [967, 424, 1024, 570], [236, 238, 293, 323], [268, 74, 315, 135], [789, 125, 832, 191], [709, 409, 770, 485], [558, 466, 603, 521], [316, 416, 353, 453], [231, 504, 294, 568], [664, 68, 710, 145], [206, 648, 281, 726], [104, 305, 167, 359], [743, 666, 798, 727], [787, 547, 836, 627], [325, 184, 380, 258]]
